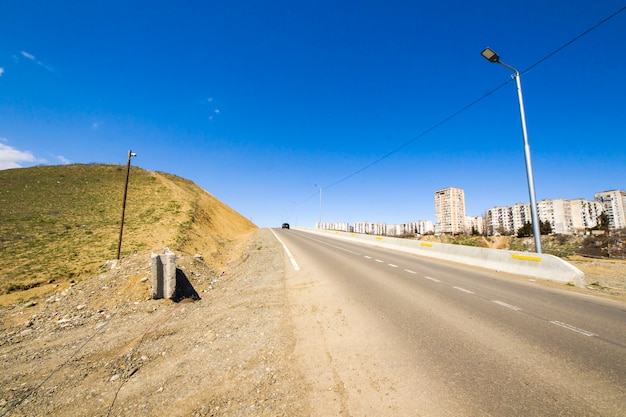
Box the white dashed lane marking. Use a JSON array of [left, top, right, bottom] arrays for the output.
[[453, 286, 475, 294], [492, 300, 522, 311], [424, 276, 441, 283]]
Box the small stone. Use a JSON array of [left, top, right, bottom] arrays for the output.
[[76, 304, 86, 310], [110, 374, 120, 382]]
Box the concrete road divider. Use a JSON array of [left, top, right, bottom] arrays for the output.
[[294, 227, 585, 287]]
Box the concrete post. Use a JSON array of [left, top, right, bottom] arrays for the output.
[[151, 249, 177, 299]]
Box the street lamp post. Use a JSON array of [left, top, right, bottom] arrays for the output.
[[314, 184, 323, 227], [117, 149, 137, 259], [481, 47, 542, 253]]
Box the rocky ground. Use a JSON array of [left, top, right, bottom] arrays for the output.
[[0, 229, 307, 417], [1, 229, 625, 417]]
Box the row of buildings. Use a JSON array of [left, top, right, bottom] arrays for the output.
[[315, 188, 626, 237], [437, 187, 626, 236], [316, 220, 435, 237]]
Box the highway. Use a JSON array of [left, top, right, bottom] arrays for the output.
[[274, 228, 626, 416]]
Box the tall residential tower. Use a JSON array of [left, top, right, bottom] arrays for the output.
[[434, 187, 466, 234]]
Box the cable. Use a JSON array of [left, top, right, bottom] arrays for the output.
[[307, 4, 626, 198], [521, 5, 626, 75]]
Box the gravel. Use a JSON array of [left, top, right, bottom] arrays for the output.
[[0, 229, 308, 417]]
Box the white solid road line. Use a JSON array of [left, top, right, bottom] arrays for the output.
[[270, 230, 300, 271]]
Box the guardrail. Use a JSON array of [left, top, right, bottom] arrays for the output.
[[294, 227, 585, 287]]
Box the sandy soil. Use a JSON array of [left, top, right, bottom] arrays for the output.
[[0, 229, 307, 417], [1, 229, 624, 417]]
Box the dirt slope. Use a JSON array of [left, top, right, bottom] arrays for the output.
[[0, 164, 257, 305]]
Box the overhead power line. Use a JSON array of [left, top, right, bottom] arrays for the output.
[[303, 4, 626, 203]]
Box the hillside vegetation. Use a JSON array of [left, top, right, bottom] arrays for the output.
[[0, 164, 256, 301]]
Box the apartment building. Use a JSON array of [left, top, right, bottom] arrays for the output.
[[315, 222, 352, 232], [486, 196, 610, 235], [537, 199, 571, 234], [569, 198, 603, 231], [595, 190, 626, 229], [434, 187, 466, 234], [465, 215, 484, 235], [353, 222, 386, 235]]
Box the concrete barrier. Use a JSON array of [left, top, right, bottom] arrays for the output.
[[294, 227, 585, 287], [151, 249, 177, 299]]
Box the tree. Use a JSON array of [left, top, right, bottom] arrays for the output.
[[540, 220, 552, 235], [597, 212, 610, 232], [517, 222, 533, 238], [517, 220, 552, 237]]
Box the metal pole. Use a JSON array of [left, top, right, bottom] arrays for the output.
[[117, 150, 135, 259], [319, 186, 323, 225], [499, 62, 542, 253], [314, 184, 323, 227]]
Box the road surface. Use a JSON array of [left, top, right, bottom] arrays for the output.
[[274, 228, 626, 416]]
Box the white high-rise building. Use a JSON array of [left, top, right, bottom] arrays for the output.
[[537, 199, 571, 234], [434, 187, 466, 234], [465, 215, 484, 235], [594, 190, 626, 229], [486, 196, 612, 235], [569, 198, 603, 231]]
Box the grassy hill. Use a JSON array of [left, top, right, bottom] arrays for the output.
[[0, 164, 257, 300]]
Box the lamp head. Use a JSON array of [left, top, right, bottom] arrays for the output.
[[481, 47, 500, 63]]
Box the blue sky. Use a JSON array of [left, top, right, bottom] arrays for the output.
[[1, 1, 625, 228]]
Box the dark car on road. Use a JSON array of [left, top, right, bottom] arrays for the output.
[[281, 223, 290, 229]]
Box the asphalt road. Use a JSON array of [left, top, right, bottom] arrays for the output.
[[274, 228, 626, 416]]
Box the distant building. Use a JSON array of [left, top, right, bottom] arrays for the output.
[[434, 187, 466, 234], [595, 190, 626, 229], [465, 215, 484, 235], [537, 199, 571, 234], [486, 196, 607, 235], [353, 222, 386, 235], [569, 198, 602, 231], [316, 222, 352, 232]]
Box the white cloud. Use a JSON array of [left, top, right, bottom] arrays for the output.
[[56, 155, 71, 165], [0, 68, 4, 77], [19, 50, 55, 73], [0, 143, 40, 169], [214, 109, 220, 114], [21, 51, 35, 60]]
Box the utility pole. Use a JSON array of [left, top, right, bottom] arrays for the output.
[[117, 150, 137, 259]]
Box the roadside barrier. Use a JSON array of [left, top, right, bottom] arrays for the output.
[[295, 227, 585, 287]]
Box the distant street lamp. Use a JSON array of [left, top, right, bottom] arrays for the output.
[[293, 201, 298, 226], [314, 184, 323, 227], [117, 150, 137, 259], [481, 47, 542, 253]]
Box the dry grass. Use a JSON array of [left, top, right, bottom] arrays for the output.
[[0, 164, 257, 304]]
